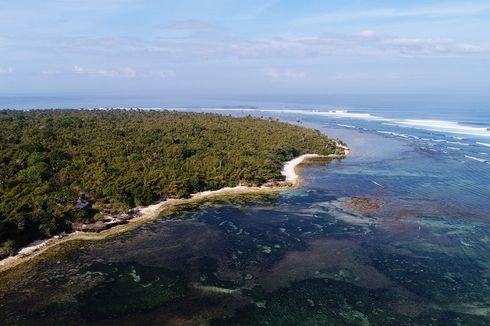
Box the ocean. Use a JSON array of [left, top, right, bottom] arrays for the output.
[[0, 94, 489, 324]]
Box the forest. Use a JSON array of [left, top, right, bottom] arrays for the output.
[[0, 109, 339, 257]]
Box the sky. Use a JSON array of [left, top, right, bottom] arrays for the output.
[[1, 0, 490, 98]]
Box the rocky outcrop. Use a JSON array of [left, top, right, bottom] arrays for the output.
[[262, 181, 294, 188], [344, 197, 381, 212], [71, 212, 136, 232]]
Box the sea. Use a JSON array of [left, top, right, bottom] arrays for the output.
[[1, 94, 489, 325]]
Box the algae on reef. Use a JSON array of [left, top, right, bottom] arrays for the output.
[[76, 262, 187, 321]]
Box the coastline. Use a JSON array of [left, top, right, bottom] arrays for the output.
[[0, 146, 349, 273]]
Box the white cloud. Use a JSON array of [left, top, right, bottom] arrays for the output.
[[41, 69, 63, 77], [148, 69, 176, 78], [72, 65, 137, 78], [121, 67, 136, 78], [265, 68, 307, 82], [73, 65, 84, 74], [229, 33, 490, 59], [70, 65, 176, 79], [0, 67, 14, 75], [69, 31, 490, 61], [8, 26, 486, 69], [359, 30, 377, 38]]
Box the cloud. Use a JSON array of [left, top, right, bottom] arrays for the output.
[[52, 31, 490, 64], [148, 69, 177, 78], [265, 68, 307, 82], [4, 23, 487, 69], [72, 65, 137, 78], [0, 67, 14, 75], [73, 65, 84, 74], [121, 67, 136, 78], [41, 69, 62, 77], [71, 65, 175, 79], [229, 33, 490, 59], [359, 30, 377, 38]]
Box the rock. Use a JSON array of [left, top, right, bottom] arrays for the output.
[[244, 273, 254, 280], [255, 301, 267, 308], [344, 197, 381, 212], [73, 197, 91, 210], [262, 246, 272, 254], [262, 180, 293, 188]]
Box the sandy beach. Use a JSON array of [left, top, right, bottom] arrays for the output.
[[0, 147, 349, 273], [281, 154, 324, 184]]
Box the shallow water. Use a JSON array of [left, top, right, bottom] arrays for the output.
[[1, 111, 490, 325]]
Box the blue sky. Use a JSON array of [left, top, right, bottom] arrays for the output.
[[1, 0, 489, 97]]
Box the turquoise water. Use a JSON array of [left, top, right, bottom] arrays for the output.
[[1, 96, 490, 325]]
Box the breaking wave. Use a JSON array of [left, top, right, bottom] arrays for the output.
[[205, 108, 490, 138], [392, 119, 490, 138], [465, 155, 487, 163]]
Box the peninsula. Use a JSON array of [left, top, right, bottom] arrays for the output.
[[0, 109, 347, 259]]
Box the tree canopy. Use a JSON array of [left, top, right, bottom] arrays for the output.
[[0, 109, 338, 256]]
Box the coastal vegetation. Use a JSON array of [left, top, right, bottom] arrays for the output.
[[0, 109, 339, 257]]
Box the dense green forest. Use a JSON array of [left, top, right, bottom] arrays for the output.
[[0, 109, 339, 256]]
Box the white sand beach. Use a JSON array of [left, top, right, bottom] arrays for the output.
[[0, 146, 350, 273], [281, 154, 323, 184]]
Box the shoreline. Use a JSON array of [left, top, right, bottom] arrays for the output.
[[0, 146, 349, 273]]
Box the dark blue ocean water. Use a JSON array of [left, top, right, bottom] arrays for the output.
[[2, 93, 490, 122], [1, 94, 489, 324]]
